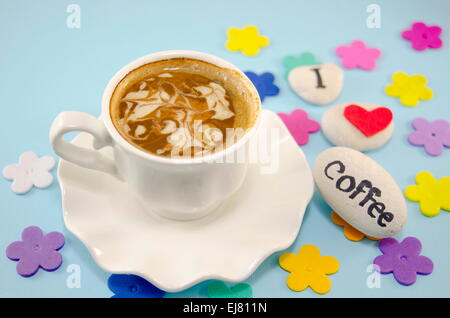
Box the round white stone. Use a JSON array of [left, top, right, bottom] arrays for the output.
[[288, 63, 343, 106], [313, 147, 407, 238], [321, 102, 394, 151]]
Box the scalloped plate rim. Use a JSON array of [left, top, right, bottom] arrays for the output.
[[57, 109, 314, 292]]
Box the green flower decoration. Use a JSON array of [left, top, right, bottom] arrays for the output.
[[207, 281, 252, 298], [282, 52, 321, 78]]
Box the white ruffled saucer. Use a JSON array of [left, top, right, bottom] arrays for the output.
[[57, 110, 314, 292]]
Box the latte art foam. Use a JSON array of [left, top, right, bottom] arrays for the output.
[[110, 58, 259, 157]]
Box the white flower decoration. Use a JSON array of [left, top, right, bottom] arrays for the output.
[[2, 151, 55, 194]]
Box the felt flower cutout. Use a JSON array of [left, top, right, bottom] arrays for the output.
[[279, 244, 339, 294], [226, 25, 269, 56], [244, 71, 280, 102], [335, 40, 381, 70], [108, 274, 165, 298], [278, 109, 320, 146], [402, 22, 443, 51], [408, 118, 450, 156], [2, 151, 55, 194], [207, 281, 252, 298], [373, 237, 433, 286], [283, 52, 321, 78], [385, 72, 433, 107], [6, 226, 64, 277], [405, 171, 450, 217], [331, 212, 380, 242]]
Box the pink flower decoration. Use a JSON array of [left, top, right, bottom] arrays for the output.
[[278, 109, 320, 146], [335, 40, 381, 71], [402, 22, 443, 51]]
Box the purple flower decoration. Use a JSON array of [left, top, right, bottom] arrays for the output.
[[108, 274, 166, 298], [408, 118, 450, 156], [244, 71, 280, 102], [402, 22, 443, 51], [6, 226, 64, 277], [374, 237, 433, 286]]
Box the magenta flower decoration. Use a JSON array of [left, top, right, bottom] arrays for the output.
[[373, 237, 433, 286], [335, 40, 381, 71], [6, 226, 65, 277], [278, 109, 320, 146], [408, 118, 450, 156], [402, 22, 443, 51]]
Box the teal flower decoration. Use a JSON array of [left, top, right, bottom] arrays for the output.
[[282, 52, 321, 78], [207, 281, 252, 298]]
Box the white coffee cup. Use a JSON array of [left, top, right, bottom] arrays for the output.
[[50, 50, 262, 221]]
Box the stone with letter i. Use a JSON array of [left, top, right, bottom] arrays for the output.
[[288, 63, 344, 106]]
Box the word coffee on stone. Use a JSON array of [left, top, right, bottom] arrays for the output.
[[313, 147, 407, 238]]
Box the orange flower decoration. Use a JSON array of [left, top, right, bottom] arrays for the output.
[[331, 212, 380, 242]]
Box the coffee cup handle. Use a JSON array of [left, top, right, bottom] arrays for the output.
[[50, 111, 122, 180]]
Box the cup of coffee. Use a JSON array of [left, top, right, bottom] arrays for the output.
[[50, 50, 261, 220]]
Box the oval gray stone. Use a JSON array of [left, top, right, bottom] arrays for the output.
[[313, 147, 407, 238]]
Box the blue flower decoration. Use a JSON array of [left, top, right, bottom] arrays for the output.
[[108, 274, 166, 298], [244, 71, 280, 102]]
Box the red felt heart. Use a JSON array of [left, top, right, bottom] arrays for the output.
[[343, 105, 393, 137]]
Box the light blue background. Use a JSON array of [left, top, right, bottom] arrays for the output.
[[0, 0, 449, 298]]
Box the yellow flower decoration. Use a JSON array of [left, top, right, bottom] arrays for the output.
[[385, 72, 433, 107], [331, 212, 380, 242], [226, 25, 269, 56], [279, 245, 339, 295], [405, 171, 450, 217]]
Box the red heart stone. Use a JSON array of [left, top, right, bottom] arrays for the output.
[[343, 105, 393, 137]]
